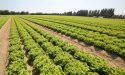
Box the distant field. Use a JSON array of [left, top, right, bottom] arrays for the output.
[[21, 15, 125, 58], [0, 15, 125, 75], [0, 16, 9, 29]]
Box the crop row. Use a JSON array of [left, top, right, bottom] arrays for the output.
[[23, 15, 125, 32], [7, 19, 29, 75], [20, 16, 125, 58], [25, 16, 125, 38], [42, 16, 125, 32], [16, 17, 100, 75], [0, 16, 9, 29], [15, 18, 66, 75], [17, 17, 125, 75]]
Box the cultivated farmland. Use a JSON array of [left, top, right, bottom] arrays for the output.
[[0, 15, 125, 75]]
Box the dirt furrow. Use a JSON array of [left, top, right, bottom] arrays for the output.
[[19, 27, 33, 75], [0, 17, 11, 75], [24, 20, 125, 70]]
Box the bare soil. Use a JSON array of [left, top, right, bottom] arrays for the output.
[[0, 17, 11, 75], [21, 43, 33, 75], [26, 21, 125, 70], [19, 27, 33, 75]]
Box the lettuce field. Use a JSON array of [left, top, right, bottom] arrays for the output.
[[0, 15, 125, 75]]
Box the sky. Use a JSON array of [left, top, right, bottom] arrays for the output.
[[0, 0, 125, 15]]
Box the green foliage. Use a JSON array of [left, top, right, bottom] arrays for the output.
[[22, 15, 125, 58], [94, 40, 106, 48], [28, 48, 43, 61], [0, 16, 9, 29], [33, 55, 51, 70], [41, 42, 53, 51], [7, 20, 29, 75], [62, 44, 76, 55], [54, 52, 74, 67], [64, 61, 89, 75], [101, 67, 125, 75], [16, 18, 66, 75], [7, 60, 29, 75], [9, 44, 21, 51], [36, 37, 47, 45], [33, 55, 65, 75], [46, 46, 63, 59], [74, 51, 108, 71], [105, 44, 120, 54], [13, 16, 125, 75], [84, 38, 94, 45], [86, 72, 99, 75], [9, 50, 24, 63], [40, 63, 65, 75]]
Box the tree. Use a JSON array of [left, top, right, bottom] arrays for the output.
[[76, 10, 88, 16], [88, 10, 100, 17], [20, 11, 29, 15], [0, 10, 29, 15], [100, 8, 114, 18], [64, 11, 72, 15], [72, 12, 77, 16], [0, 10, 9, 15], [10, 11, 16, 15]]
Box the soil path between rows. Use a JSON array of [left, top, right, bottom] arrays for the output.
[[25, 20, 125, 70], [0, 17, 11, 75]]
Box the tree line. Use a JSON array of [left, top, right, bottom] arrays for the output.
[[0, 9, 125, 19], [63, 8, 125, 19], [63, 8, 115, 18], [0, 10, 29, 15]]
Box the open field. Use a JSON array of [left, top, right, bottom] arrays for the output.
[[0, 15, 125, 75]]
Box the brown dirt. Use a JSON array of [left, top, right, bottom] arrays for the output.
[[0, 17, 11, 75], [25, 20, 125, 70], [20, 32, 33, 74], [21, 44, 33, 75]]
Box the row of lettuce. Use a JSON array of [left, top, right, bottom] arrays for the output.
[[20, 16, 125, 58], [7, 16, 125, 75], [25, 16, 125, 38], [18, 17, 99, 75], [0, 16, 9, 29], [29, 15, 125, 32], [7, 19, 29, 74]]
